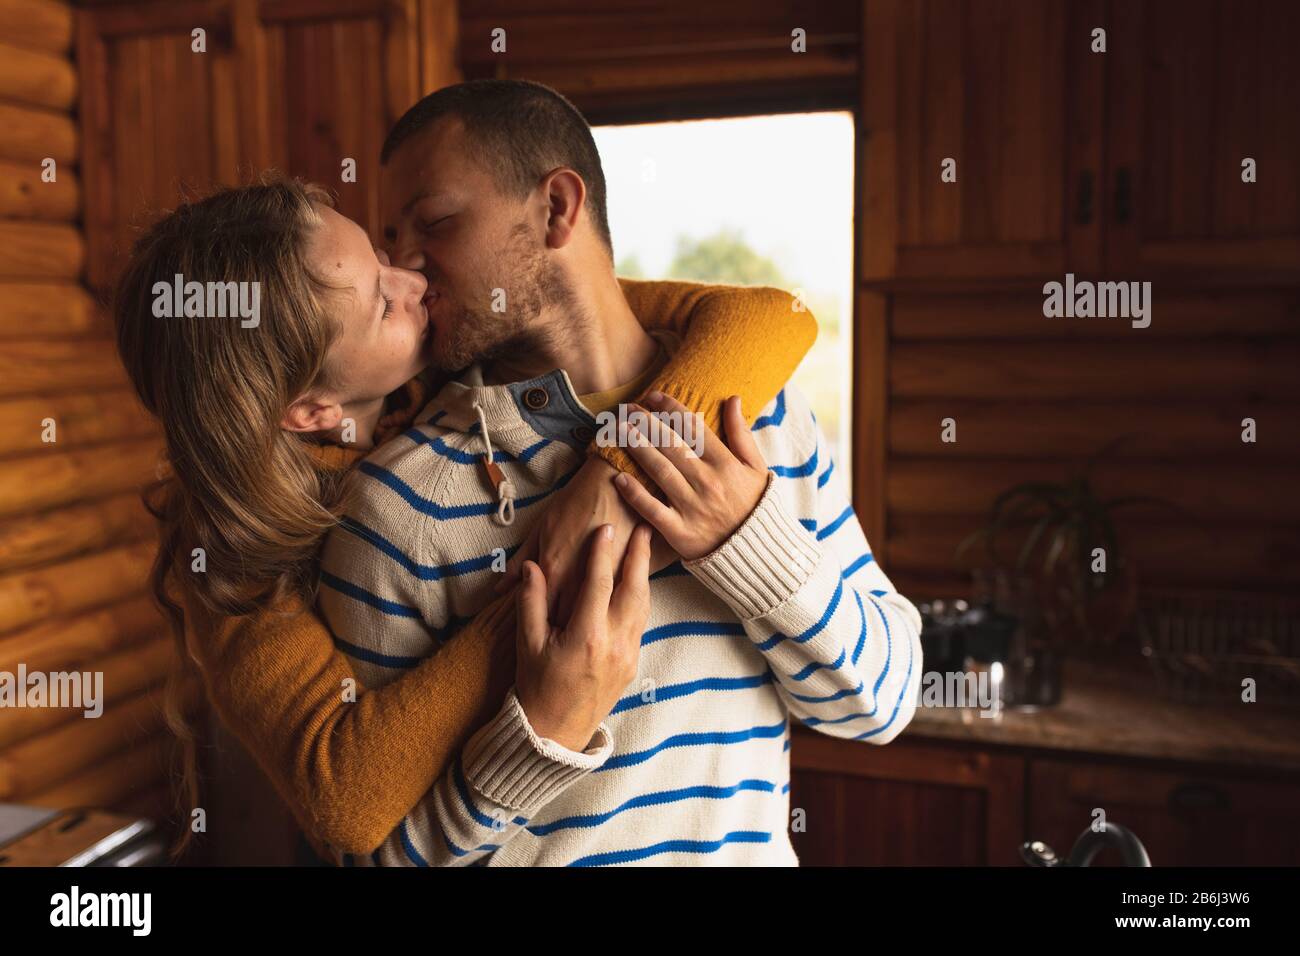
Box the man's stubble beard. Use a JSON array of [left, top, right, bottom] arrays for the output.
[[430, 223, 579, 373]]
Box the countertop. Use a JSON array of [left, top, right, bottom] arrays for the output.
[[899, 657, 1300, 772]]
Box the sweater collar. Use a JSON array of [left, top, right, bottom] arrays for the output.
[[421, 327, 683, 443]]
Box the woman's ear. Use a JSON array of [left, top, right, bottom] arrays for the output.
[[281, 393, 343, 434], [541, 167, 586, 250]]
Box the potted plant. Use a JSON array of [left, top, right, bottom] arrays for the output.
[[957, 438, 1179, 652]]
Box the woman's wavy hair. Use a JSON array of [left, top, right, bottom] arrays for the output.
[[112, 174, 349, 859]]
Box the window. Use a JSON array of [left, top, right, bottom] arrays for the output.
[[594, 112, 855, 478]]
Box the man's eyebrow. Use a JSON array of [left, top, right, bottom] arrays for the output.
[[400, 191, 438, 216]]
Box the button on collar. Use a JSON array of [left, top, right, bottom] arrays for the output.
[[523, 387, 550, 411]]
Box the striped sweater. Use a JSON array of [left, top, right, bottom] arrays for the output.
[[317, 354, 924, 867]]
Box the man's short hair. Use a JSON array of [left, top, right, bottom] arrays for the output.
[[381, 79, 613, 258]]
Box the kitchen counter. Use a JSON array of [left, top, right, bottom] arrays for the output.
[[901, 657, 1300, 773]]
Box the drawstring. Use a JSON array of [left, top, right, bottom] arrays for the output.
[[474, 402, 516, 526]]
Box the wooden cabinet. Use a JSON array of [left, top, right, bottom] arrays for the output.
[[862, 0, 1091, 281], [77, 0, 455, 294], [246, 0, 446, 244], [791, 729, 1300, 866], [1106, 0, 1300, 276], [860, 0, 1300, 284], [1029, 757, 1300, 867], [789, 729, 1026, 866]]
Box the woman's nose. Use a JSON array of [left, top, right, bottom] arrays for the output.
[[400, 266, 428, 298]]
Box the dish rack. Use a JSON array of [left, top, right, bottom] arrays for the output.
[[1136, 588, 1300, 708]]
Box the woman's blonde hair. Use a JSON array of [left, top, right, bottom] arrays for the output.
[[112, 175, 347, 859]]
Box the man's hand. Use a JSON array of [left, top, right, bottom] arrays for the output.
[[514, 523, 651, 752], [497, 455, 674, 625], [613, 393, 769, 561]]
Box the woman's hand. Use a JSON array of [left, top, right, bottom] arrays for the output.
[[497, 455, 674, 625], [613, 392, 769, 561], [513, 523, 651, 753]]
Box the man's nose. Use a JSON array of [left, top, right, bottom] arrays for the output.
[[391, 237, 425, 272]]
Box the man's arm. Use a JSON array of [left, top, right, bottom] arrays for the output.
[[614, 388, 924, 744], [687, 461, 924, 743]]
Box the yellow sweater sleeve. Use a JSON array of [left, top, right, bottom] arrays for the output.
[[185, 280, 816, 858], [187, 591, 518, 855], [607, 279, 818, 481]]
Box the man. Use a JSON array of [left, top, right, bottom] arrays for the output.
[[319, 79, 923, 865]]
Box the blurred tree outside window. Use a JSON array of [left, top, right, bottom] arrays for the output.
[[595, 114, 854, 478]]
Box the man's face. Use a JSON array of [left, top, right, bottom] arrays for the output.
[[380, 118, 567, 371]]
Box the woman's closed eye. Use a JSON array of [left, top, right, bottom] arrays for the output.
[[381, 293, 395, 319]]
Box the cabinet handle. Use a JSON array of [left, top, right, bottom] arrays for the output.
[[1114, 166, 1133, 225], [1075, 171, 1094, 225], [1168, 782, 1229, 812]]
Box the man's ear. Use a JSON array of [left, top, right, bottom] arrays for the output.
[[540, 168, 586, 250], [281, 392, 344, 434]]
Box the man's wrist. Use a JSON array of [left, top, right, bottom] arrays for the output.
[[684, 473, 822, 620]]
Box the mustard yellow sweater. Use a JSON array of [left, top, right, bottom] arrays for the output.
[[186, 279, 817, 856]]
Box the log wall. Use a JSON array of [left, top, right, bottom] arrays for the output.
[[0, 0, 178, 830]]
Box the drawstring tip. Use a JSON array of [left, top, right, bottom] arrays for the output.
[[496, 493, 516, 526], [474, 400, 517, 525]]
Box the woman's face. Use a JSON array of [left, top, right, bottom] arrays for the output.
[[307, 204, 432, 406]]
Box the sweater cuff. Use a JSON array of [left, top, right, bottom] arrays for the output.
[[462, 688, 613, 813], [684, 471, 822, 620]]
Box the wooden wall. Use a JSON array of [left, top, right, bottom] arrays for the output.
[[5, 0, 1295, 861], [62, 0, 457, 862], [467, 0, 1300, 602], [879, 289, 1300, 597], [0, 0, 454, 854], [859, 0, 1300, 601], [0, 0, 177, 823], [459, 0, 858, 123]]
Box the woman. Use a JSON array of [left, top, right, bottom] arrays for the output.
[[112, 175, 816, 860]]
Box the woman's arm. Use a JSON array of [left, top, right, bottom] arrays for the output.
[[186, 591, 516, 856], [188, 280, 817, 856], [609, 279, 817, 477]]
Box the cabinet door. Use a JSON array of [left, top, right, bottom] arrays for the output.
[[78, 0, 456, 291], [862, 0, 1100, 281], [1028, 757, 1300, 866], [790, 730, 1026, 865], [78, 3, 246, 294], [246, 0, 446, 244], [1106, 0, 1300, 277]]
